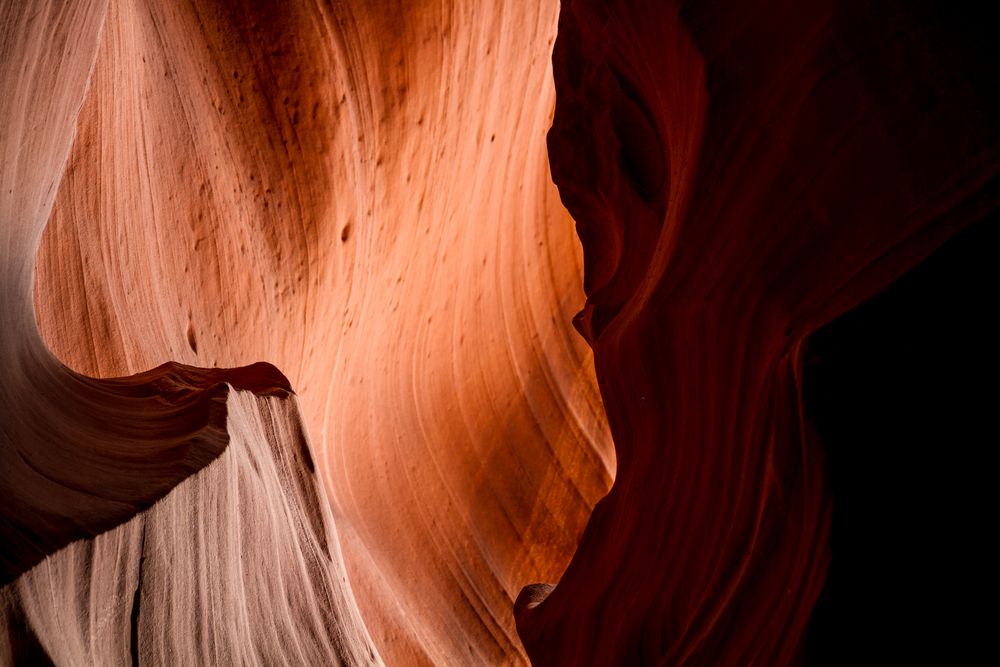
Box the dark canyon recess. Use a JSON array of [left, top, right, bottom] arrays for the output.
[[518, 0, 998, 663]]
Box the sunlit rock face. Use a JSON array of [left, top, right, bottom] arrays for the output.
[[3, 0, 997, 664], [1, 2, 375, 663], [5, 0, 611, 664], [517, 0, 998, 664]]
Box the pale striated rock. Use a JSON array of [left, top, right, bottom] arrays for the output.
[[2, 1, 381, 663], [3, 392, 380, 665], [4, 0, 611, 665]]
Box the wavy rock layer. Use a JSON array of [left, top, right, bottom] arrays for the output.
[[2, 1, 378, 663], [517, 0, 998, 664], [3, 391, 379, 666], [10, 0, 994, 663], [20, 0, 611, 665]]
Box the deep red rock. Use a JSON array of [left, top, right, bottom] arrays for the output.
[[518, 0, 999, 663]]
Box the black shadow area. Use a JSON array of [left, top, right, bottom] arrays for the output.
[[802, 213, 998, 664]]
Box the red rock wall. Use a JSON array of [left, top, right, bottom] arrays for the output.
[[3, 0, 997, 664], [517, 0, 999, 664]]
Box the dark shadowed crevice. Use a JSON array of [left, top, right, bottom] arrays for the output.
[[1, 600, 54, 666], [130, 524, 147, 667], [801, 212, 998, 664], [608, 66, 666, 207]]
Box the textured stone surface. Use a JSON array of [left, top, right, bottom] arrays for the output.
[[3, 0, 997, 664], [4, 0, 610, 664]]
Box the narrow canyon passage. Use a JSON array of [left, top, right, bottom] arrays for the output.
[[3, 0, 997, 665]]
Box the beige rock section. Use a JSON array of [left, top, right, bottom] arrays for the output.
[[2, 1, 379, 664], [3, 393, 381, 666], [6, 0, 611, 664]]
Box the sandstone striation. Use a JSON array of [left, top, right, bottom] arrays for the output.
[[4, 0, 610, 665], [3, 0, 997, 664]]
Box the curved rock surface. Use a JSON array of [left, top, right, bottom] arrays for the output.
[[4, 0, 997, 664], [517, 0, 998, 664], [6, 0, 611, 665], [3, 390, 380, 665], [2, 1, 378, 663]]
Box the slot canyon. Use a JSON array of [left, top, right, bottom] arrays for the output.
[[2, 0, 996, 665]]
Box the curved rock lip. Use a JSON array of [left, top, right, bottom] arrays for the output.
[[3, 387, 382, 665], [1, 360, 294, 586]]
